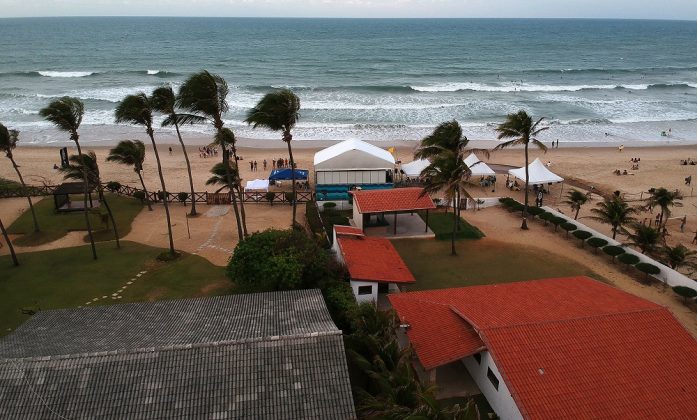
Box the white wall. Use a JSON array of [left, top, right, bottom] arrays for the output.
[[462, 352, 523, 420], [543, 207, 697, 289], [350, 280, 378, 304], [353, 205, 363, 230], [465, 197, 503, 210], [315, 170, 387, 185]]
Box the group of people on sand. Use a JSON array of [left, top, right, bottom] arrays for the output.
[[198, 146, 218, 158], [505, 179, 520, 191], [680, 158, 696, 166]]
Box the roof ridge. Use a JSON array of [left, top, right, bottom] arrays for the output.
[[0, 330, 342, 364]]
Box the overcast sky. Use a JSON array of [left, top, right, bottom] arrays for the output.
[[3, 0, 697, 20]]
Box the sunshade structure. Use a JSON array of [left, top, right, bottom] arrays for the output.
[[52, 182, 97, 212], [400, 159, 430, 178], [463, 153, 496, 177], [508, 158, 564, 185], [244, 179, 270, 191], [269, 168, 309, 181], [314, 139, 395, 185]]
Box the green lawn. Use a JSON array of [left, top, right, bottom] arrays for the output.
[[7, 193, 143, 246], [419, 210, 485, 240], [393, 238, 604, 291], [0, 241, 229, 335]]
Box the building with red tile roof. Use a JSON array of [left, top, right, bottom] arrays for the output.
[[389, 277, 697, 420], [332, 226, 415, 304], [350, 187, 436, 234]]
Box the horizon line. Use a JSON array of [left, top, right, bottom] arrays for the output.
[[1, 16, 696, 22]]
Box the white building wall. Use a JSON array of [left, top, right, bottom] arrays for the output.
[[462, 352, 523, 420], [353, 205, 363, 230], [350, 280, 378, 304]]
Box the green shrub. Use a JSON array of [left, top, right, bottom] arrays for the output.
[[636, 262, 660, 276], [177, 192, 189, 204], [322, 281, 358, 333], [672, 286, 697, 303], [106, 181, 121, 193], [511, 203, 524, 212], [561, 222, 577, 232], [528, 207, 545, 217], [550, 216, 566, 231], [133, 190, 145, 202], [587, 237, 608, 253], [265, 192, 275, 205], [305, 202, 326, 241], [603, 245, 625, 262], [284, 192, 295, 203], [617, 253, 640, 265], [323, 202, 337, 209], [572, 230, 592, 247], [157, 191, 167, 201]]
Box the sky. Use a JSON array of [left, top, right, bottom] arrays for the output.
[[2, 0, 697, 20]]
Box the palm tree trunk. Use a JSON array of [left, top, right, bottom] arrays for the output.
[[235, 183, 248, 236], [0, 217, 19, 266], [136, 170, 153, 211], [286, 136, 297, 227], [173, 121, 197, 216], [612, 226, 618, 240], [9, 155, 40, 232], [574, 207, 580, 220], [73, 138, 98, 260], [99, 188, 120, 249], [223, 148, 244, 240], [147, 130, 176, 255], [522, 144, 529, 230], [451, 189, 458, 256]]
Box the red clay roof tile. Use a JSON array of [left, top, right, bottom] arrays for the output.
[[337, 236, 415, 284], [352, 187, 436, 214]]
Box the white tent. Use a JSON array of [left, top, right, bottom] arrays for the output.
[[464, 153, 496, 176], [314, 139, 395, 170], [244, 179, 270, 191], [508, 158, 564, 185], [401, 159, 429, 177]]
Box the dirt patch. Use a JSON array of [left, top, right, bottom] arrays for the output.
[[145, 287, 168, 301], [200, 280, 230, 296]]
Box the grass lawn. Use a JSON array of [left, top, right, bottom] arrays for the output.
[[7, 193, 143, 246], [0, 241, 229, 336], [419, 210, 485, 240], [393, 238, 604, 291]]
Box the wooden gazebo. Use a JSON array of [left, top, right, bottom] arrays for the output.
[[53, 182, 97, 212]]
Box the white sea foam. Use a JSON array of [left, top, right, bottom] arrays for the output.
[[38, 71, 95, 78], [409, 82, 656, 93], [147, 70, 160, 75]]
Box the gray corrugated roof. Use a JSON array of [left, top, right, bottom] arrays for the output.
[[0, 289, 356, 419]]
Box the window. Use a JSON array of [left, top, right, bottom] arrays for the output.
[[487, 367, 499, 390], [473, 353, 481, 364], [357, 285, 372, 295]]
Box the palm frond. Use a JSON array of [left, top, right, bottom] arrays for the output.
[[39, 96, 84, 133], [176, 70, 229, 127], [245, 89, 300, 134], [114, 93, 153, 127]]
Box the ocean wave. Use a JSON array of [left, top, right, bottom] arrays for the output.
[[409, 82, 697, 93], [38, 71, 96, 78], [0, 69, 179, 78]]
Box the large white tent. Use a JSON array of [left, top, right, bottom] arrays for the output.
[[401, 159, 429, 177], [464, 153, 496, 176], [244, 179, 270, 191], [508, 158, 564, 185], [314, 139, 395, 185]]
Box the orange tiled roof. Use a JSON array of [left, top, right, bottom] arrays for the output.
[[337, 235, 415, 284], [389, 277, 697, 419], [351, 187, 436, 213], [334, 225, 364, 237]]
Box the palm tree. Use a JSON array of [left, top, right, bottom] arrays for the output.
[[0, 216, 19, 266], [205, 161, 240, 192], [646, 187, 681, 229], [563, 189, 589, 220], [152, 85, 198, 216], [177, 71, 246, 239], [625, 223, 661, 255], [662, 243, 697, 271], [494, 110, 549, 229], [587, 195, 638, 239], [245, 89, 301, 227], [39, 97, 97, 260], [107, 140, 152, 211], [59, 151, 120, 248], [115, 93, 175, 256], [0, 124, 39, 232]]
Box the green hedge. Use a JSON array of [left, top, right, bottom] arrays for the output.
[[636, 262, 660, 275], [527, 207, 545, 217], [572, 231, 592, 247], [673, 286, 697, 303], [603, 245, 625, 262], [305, 202, 326, 243], [617, 253, 640, 265], [587, 237, 608, 251]]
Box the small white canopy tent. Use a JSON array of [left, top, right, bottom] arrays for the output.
[[464, 153, 496, 176], [314, 139, 395, 170], [508, 158, 564, 185], [401, 159, 430, 178], [244, 179, 270, 191]]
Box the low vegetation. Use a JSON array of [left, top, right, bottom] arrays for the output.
[[419, 210, 485, 240]]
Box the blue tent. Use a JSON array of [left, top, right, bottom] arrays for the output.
[[269, 168, 309, 181]]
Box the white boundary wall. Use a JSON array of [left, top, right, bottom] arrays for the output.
[[462, 352, 523, 420], [542, 206, 697, 289]]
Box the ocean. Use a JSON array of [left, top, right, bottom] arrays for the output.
[[1, 17, 696, 145]]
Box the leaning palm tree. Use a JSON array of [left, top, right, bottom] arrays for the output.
[[625, 223, 661, 255], [177, 71, 246, 238], [39, 97, 97, 259], [205, 161, 240, 193], [107, 140, 152, 211], [646, 187, 681, 229], [152, 85, 198, 216], [0, 124, 39, 232], [586, 195, 638, 239], [563, 189, 589, 220], [0, 216, 19, 266], [662, 243, 697, 271], [245, 89, 301, 227], [494, 110, 549, 229], [115, 93, 175, 256], [59, 151, 120, 249]]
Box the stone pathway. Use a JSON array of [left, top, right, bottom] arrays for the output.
[[78, 270, 148, 308], [193, 206, 235, 257]]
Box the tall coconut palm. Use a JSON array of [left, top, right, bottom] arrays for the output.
[[0, 124, 39, 232], [494, 110, 549, 230], [0, 216, 19, 266], [625, 223, 661, 255], [59, 151, 120, 248], [107, 140, 152, 211], [587, 195, 638, 239], [646, 187, 681, 228], [177, 71, 246, 239], [662, 243, 697, 271], [245, 89, 301, 227], [39, 97, 97, 259], [563, 189, 589, 220], [152, 85, 198, 216], [115, 93, 175, 256]]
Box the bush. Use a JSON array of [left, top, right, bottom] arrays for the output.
[[672, 286, 697, 303], [511, 202, 524, 212], [133, 190, 145, 202], [284, 192, 295, 204], [177, 192, 189, 204], [617, 253, 640, 265], [105, 181, 121, 193], [323, 202, 337, 209], [322, 281, 358, 333], [636, 262, 660, 277], [157, 191, 167, 201], [527, 207, 545, 217], [538, 212, 553, 225], [265, 191, 275, 205], [156, 251, 181, 262], [572, 230, 592, 246], [561, 222, 577, 234], [587, 237, 608, 253], [603, 245, 625, 262], [305, 202, 326, 242], [550, 216, 566, 231]]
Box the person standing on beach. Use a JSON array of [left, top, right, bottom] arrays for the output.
[[680, 216, 686, 233], [168, 146, 172, 155], [250, 161, 253, 171], [263, 159, 267, 170]]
